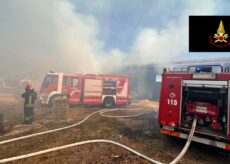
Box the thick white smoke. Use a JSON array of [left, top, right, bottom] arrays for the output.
[[127, 0, 216, 65], [0, 0, 103, 76], [0, 0, 218, 77]]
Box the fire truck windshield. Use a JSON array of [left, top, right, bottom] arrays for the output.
[[42, 75, 58, 88]]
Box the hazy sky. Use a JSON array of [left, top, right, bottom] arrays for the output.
[[0, 0, 230, 77], [72, 0, 230, 57]]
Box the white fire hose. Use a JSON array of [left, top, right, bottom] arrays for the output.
[[0, 139, 163, 164], [169, 117, 197, 164], [99, 108, 153, 118], [0, 108, 197, 164], [0, 107, 148, 145], [0, 108, 119, 145]]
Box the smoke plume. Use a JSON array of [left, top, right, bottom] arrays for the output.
[[0, 0, 218, 78]]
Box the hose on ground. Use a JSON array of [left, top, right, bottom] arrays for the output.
[[0, 108, 118, 145], [0, 107, 150, 145], [169, 117, 197, 164], [0, 139, 163, 164], [99, 108, 153, 118], [0, 115, 197, 164]]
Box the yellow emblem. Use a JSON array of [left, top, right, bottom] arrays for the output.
[[213, 20, 228, 43]]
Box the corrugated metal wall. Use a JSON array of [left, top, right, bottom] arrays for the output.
[[118, 65, 162, 101]]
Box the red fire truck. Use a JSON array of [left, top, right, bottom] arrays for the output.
[[39, 72, 130, 107], [158, 64, 230, 150]]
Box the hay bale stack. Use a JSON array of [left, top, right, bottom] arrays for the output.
[[52, 97, 69, 121], [0, 113, 4, 132]]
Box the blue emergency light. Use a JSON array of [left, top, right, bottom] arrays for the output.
[[195, 66, 212, 73]]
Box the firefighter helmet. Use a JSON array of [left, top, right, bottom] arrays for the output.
[[25, 83, 33, 90]]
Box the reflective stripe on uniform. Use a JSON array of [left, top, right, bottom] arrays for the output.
[[29, 95, 32, 105], [25, 104, 34, 108]]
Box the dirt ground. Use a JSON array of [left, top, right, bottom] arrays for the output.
[[0, 94, 230, 164]]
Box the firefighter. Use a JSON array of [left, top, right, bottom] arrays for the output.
[[22, 83, 37, 124]]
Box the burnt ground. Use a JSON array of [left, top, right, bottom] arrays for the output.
[[0, 95, 229, 164]]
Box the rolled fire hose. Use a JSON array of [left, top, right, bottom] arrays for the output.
[[0, 110, 197, 164]]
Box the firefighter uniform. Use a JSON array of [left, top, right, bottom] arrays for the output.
[[22, 84, 37, 124]]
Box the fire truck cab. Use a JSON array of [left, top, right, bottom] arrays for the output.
[[158, 64, 230, 150], [40, 72, 130, 107]]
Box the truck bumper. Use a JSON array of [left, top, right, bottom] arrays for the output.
[[160, 128, 230, 151]]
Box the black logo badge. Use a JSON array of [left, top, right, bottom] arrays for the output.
[[189, 16, 230, 52]]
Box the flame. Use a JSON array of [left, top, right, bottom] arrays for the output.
[[217, 20, 225, 34]]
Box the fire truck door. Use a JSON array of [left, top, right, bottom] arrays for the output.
[[62, 76, 68, 95], [159, 76, 182, 126], [69, 77, 81, 104]]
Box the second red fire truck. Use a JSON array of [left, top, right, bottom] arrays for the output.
[[40, 72, 130, 107], [158, 64, 230, 151]]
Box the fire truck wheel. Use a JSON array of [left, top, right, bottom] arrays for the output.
[[49, 95, 59, 107], [103, 97, 114, 108]]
